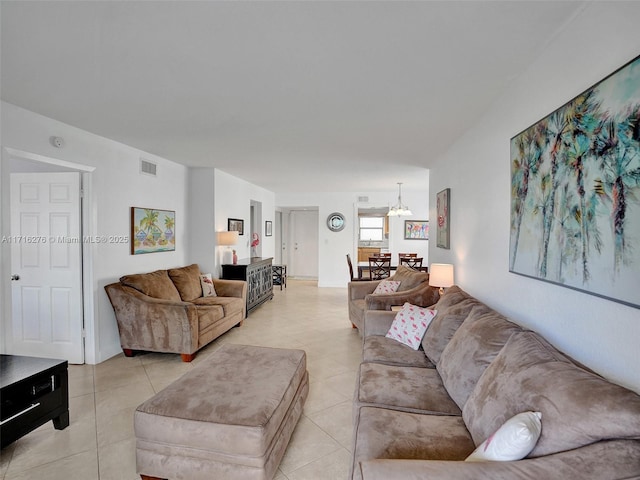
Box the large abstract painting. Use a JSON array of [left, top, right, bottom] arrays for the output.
[[509, 55, 640, 308]]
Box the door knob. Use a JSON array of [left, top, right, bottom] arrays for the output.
[[11, 274, 20, 281]]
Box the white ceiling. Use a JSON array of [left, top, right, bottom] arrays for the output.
[[1, 1, 585, 194]]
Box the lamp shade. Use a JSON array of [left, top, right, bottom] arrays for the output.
[[428, 263, 454, 288], [217, 231, 239, 246]]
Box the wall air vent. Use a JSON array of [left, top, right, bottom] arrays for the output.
[[140, 159, 157, 176], [357, 196, 369, 203]]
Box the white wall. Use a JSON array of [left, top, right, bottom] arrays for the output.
[[213, 169, 275, 276], [428, 2, 640, 393], [1, 102, 189, 364], [277, 185, 429, 287], [188, 168, 216, 274]]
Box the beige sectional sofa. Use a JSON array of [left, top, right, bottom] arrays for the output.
[[351, 286, 640, 479], [105, 264, 246, 362]]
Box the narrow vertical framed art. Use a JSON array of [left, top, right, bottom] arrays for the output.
[[436, 188, 450, 249]]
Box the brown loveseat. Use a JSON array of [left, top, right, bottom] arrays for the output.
[[348, 265, 440, 332], [105, 264, 246, 362], [351, 286, 640, 479]]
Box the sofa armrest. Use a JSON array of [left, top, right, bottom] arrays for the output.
[[363, 310, 396, 338], [105, 283, 199, 354], [365, 283, 440, 310], [212, 279, 247, 319], [213, 279, 246, 299], [349, 280, 379, 301], [360, 440, 640, 480]]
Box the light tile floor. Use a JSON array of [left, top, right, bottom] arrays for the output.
[[0, 280, 361, 480]]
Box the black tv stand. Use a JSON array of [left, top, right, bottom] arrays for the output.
[[0, 354, 69, 448]]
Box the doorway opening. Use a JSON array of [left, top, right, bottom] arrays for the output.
[[2, 148, 95, 364], [278, 207, 319, 279], [356, 206, 390, 263], [250, 200, 262, 257]]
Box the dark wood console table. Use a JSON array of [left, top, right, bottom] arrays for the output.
[[1, 354, 69, 448], [222, 257, 274, 315]]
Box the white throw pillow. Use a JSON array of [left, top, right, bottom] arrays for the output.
[[372, 280, 401, 295], [465, 411, 542, 462], [385, 303, 437, 350], [200, 274, 217, 297]]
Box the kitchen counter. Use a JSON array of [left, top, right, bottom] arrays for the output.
[[357, 246, 389, 262]]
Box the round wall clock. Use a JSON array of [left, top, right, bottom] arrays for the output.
[[327, 212, 346, 232]]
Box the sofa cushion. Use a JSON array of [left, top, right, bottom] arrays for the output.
[[362, 335, 433, 368], [120, 269, 181, 302], [422, 296, 487, 366], [352, 407, 475, 480], [437, 305, 522, 409], [360, 440, 640, 480], [463, 331, 640, 458], [422, 312, 469, 364], [168, 264, 203, 301], [390, 265, 428, 292], [193, 296, 244, 318], [421, 288, 480, 364], [357, 363, 461, 416], [195, 304, 225, 332], [424, 285, 471, 318]]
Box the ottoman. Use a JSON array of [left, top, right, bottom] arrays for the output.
[[134, 344, 309, 480]]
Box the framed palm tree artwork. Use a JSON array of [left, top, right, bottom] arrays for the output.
[[131, 207, 176, 254], [509, 54, 640, 309]]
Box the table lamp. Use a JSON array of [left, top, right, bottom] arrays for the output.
[[217, 231, 239, 264], [428, 263, 454, 295]]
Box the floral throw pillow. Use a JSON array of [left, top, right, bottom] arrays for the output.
[[200, 274, 217, 297], [385, 303, 437, 350], [372, 280, 401, 295]]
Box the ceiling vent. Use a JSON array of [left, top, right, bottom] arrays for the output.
[[140, 159, 157, 176], [357, 196, 369, 203]]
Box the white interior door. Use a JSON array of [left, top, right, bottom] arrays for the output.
[[10, 172, 84, 363], [290, 210, 319, 278]]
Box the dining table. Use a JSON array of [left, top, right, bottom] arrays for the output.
[[357, 262, 428, 280]]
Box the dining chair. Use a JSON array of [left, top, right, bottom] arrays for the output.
[[368, 256, 391, 280], [400, 256, 423, 269], [347, 254, 365, 281], [398, 252, 417, 264]]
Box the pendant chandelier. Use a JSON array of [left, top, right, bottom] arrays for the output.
[[387, 182, 413, 216]]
